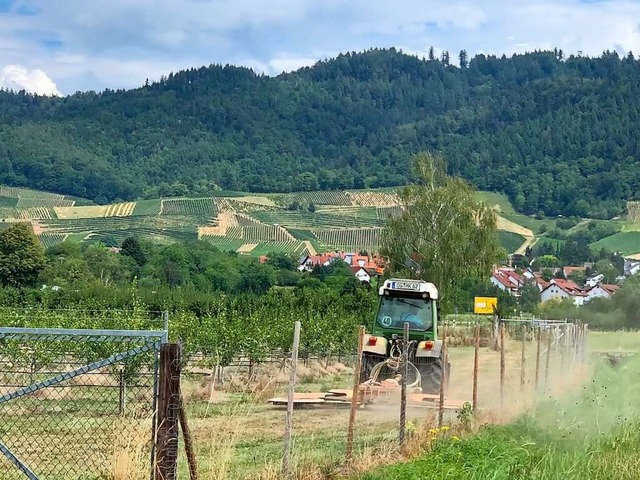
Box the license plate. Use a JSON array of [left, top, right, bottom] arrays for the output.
[[392, 281, 420, 291]]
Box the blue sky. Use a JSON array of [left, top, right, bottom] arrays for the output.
[[1, 0, 639, 95]]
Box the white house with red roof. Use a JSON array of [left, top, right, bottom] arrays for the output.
[[298, 252, 341, 272], [351, 266, 372, 283], [540, 278, 588, 306], [490, 267, 524, 296], [586, 283, 619, 302], [298, 251, 385, 282]]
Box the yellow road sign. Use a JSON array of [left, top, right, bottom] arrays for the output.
[[474, 296, 497, 315]]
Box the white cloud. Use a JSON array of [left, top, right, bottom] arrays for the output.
[[2, 0, 640, 93], [0, 65, 62, 96]]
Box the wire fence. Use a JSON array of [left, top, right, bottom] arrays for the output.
[[174, 318, 591, 478], [0, 327, 165, 480]]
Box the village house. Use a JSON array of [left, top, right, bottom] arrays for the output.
[[585, 273, 604, 288], [297, 252, 341, 272], [585, 283, 619, 302], [490, 267, 524, 296], [540, 278, 588, 306], [562, 266, 586, 279], [298, 251, 384, 283], [624, 258, 640, 277], [351, 267, 372, 283]]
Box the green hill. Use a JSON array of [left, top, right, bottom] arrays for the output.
[[0, 187, 544, 255], [0, 49, 639, 218]]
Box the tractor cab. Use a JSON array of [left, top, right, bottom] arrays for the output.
[[372, 279, 438, 340], [361, 278, 448, 394]]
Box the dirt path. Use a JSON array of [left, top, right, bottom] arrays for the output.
[[197, 210, 238, 238], [515, 235, 536, 256], [497, 215, 535, 255]]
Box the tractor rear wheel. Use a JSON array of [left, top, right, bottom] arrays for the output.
[[417, 356, 450, 394]]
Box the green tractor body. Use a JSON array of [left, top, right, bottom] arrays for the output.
[[360, 278, 449, 394]]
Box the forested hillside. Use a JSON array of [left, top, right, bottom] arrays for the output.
[[1, 48, 639, 218]]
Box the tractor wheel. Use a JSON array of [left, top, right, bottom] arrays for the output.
[[417, 356, 450, 394], [360, 353, 384, 383]]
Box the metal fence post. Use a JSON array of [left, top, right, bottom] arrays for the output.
[[155, 343, 181, 480], [534, 326, 541, 392], [520, 325, 526, 392], [544, 327, 552, 391]]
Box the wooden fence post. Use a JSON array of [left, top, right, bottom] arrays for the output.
[[499, 323, 505, 413], [544, 327, 552, 391], [534, 326, 541, 392], [520, 325, 526, 392], [472, 323, 480, 412], [438, 323, 449, 427], [399, 322, 410, 446], [346, 325, 365, 461], [155, 343, 181, 480], [283, 321, 301, 477]]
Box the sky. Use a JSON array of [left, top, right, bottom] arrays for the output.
[[1, 0, 640, 96]]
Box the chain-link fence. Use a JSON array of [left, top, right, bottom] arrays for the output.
[[0, 326, 166, 480]]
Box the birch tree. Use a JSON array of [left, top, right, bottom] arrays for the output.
[[381, 152, 504, 313]]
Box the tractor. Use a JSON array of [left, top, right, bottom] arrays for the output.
[[360, 278, 450, 394]]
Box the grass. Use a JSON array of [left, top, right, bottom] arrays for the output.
[[498, 231, 525, 253], [475, 191, 515, 214], [591, 232, 640, 255], [501, 213, 549, 234], [250, 241, 307, 256], [358, 336, 640, 480]]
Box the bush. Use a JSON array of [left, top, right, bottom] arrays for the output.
[[556, 217, 579, 230]]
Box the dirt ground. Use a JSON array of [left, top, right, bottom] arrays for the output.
[[178, 331, 593, 478]]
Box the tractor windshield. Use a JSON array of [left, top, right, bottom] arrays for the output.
[[376, 296, 433, 331]]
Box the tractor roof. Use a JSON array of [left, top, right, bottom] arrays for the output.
[[379, 279, 438, 299]]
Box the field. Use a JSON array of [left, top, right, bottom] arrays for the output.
[[0, 299, 635, 480], [592, 231, 640, 255], [172, 327, 627, 479], [0, 185, 633, 257], [161, 197, 218, 217], [361, 332, 640, 480], [497, 231, 526, 253], [475, 191, 516, 214]]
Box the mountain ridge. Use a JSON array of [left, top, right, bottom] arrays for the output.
[[0, 48, 638, 218]]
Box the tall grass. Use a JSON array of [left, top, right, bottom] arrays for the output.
[[106, 414, 152, 480], [358, 354, 640, 480]]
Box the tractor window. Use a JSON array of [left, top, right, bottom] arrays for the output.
[[376, 297, 433, 331]]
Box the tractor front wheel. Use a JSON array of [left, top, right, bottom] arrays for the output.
[[360, 353, 385, 383]]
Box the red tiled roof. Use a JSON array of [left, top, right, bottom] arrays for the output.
[[600, 284, 619, 295], [563, 266, 586, 277], [492, 268, 524, 290], [350, 266, 370, 275], [535, 277, 551, 289], [547, 278, 586, 296], [304, 253, 339, 266]]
